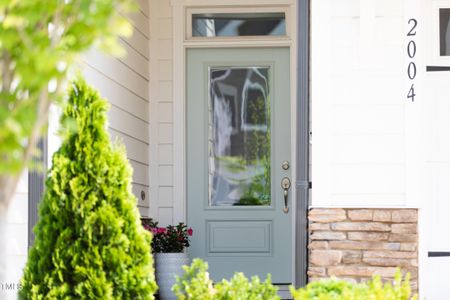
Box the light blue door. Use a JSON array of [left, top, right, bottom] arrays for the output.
[[187, 48, 292, 284]]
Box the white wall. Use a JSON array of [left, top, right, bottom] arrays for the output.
[[149, 0, 174, 226], [311, 0, 408, 207], [420, 1, 450, 298], [82, 0, 151, 216], [311, 0, 450, 298], [3, 172, 28, 300]]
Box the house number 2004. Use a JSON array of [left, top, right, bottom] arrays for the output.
[[407, 18, 417, 102]]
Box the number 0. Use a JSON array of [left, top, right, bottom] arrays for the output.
[[408, 62, 416, 80], [407, 41, 416, 58]]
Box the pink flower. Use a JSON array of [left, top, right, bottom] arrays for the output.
[[187, 228, 193, 236], [157, 227, 167, 234], [151, 228, 158, 234]]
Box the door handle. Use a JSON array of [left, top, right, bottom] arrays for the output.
[[281, 177, 291, 213]]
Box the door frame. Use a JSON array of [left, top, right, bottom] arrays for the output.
[[170, 0, 309, 287]]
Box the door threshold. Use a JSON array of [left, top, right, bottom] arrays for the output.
[[276, 284, 292, 300]]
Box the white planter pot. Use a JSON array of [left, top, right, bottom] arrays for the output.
[[155, 252, 190, 300]]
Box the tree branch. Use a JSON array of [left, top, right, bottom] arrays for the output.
[[1, 51, 13, 95]]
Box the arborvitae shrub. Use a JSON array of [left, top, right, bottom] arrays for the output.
[[20, 78, 157, 299]]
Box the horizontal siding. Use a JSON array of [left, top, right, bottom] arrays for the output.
[[129, 160, 149, 186], [136, 0, 149, 17], [109, 128, 149, 164], [149, 0, 174, 226], [84, 49, 148, 100], [108, 105, 149, 143], [123, 29, 149, 59], [133, 183, 150, 207], [311, 1, 406, 207], [82, 1, 149, 215], [83, 65, 149, 121], [122, 10, 150, 38], [119, 39, 149, 80], [5, 173, 28, 300]]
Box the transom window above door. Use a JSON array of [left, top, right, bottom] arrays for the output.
[[192, 13, 286, 37], [186, 7, 290, 40]]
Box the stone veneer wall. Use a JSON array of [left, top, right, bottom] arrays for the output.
[[308, 208, 418, 291]]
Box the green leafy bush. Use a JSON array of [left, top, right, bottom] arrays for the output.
[[290, 270, 417, 300], [173, 259, 417, 300], [20, 77, 157, 299], [172, 259, 280, 300]]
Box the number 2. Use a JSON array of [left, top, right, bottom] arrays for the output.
[[407, 19, 417, 36]]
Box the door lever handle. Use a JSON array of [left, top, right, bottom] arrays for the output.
[[281, 177, 291, 213]]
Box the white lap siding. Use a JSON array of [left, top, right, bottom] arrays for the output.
[[82, 0, 151, 217], [4, 172, 28, 300], [311, 0, 450, 298], [311, 0, 407, 207], [149, 0, 174, 227]]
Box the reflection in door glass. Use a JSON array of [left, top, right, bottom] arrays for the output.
[[192, 13, 286, 37], [208, 67, 271, 206]]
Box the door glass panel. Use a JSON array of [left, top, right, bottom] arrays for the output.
[[192, 13, 286, 37], [208, 67, 271, 206]]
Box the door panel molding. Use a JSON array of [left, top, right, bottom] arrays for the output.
[[206, 220, 272, 255]]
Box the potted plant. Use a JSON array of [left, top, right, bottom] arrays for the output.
[[142, 219, 192, 300]]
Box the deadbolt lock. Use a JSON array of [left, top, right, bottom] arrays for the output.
[[282, 161, 290, 170]]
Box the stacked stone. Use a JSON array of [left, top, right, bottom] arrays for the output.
[[308, 208, 418, 291]]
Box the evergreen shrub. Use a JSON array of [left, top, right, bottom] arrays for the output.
[[20, 77, 157, 299]]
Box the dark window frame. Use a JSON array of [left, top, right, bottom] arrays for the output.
[[439, 8, 450, 56], [28, 137, 47, 247], [295, 0, 310, 288]]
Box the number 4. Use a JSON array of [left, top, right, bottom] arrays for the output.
[[407, 84, 416, 101]]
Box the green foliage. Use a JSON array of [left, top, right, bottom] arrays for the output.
[[290, 269, 417, 300], [237, 154, 270, 206], [172, 259, 214, 300], [217, 155, 270, 206], [173, 259, 280, 300], [173, 261, 417, 300], [0, 0, 133, 177], [142, 218, 193, 253], [19, 78, 157, 299]]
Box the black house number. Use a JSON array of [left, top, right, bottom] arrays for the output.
[[407, 18, 417, 102]]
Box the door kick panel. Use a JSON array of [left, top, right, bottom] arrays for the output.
[[206, 220, 272, 255]]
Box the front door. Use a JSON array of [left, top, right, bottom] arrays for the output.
[[187, 48, 292, 284]]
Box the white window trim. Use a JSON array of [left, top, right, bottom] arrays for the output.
[[186, 6, 291, 41]]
